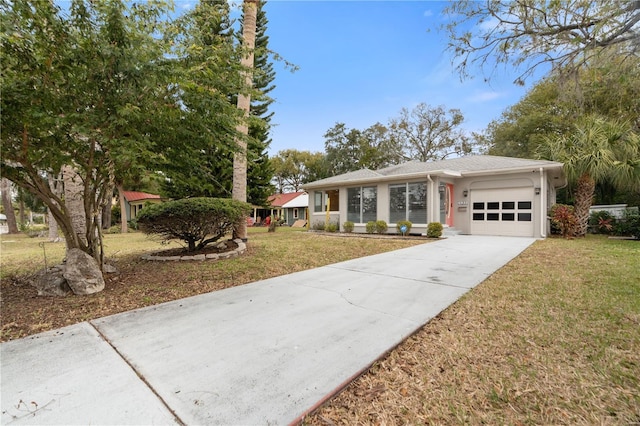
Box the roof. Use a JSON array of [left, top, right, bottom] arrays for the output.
[[122, 191, 162, 202], [267, 192, 306, 207], [303, 155, 565, 189], [282, 193, 309, 209]]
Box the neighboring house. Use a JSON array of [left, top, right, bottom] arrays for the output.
[[303, 155, 566, 238], [0, 213, 7, 234], [280, 192, 308, 226], [122, 191, 162, 222], [256, 192, 308, 226], [588, 204, 632, 219]]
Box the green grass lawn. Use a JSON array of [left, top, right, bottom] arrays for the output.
[[305, 236, 640, 425]]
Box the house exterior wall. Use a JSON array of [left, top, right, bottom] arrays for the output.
[[125, 199, 162, 222], [308, 169, 558, 237], [283, 207, 308, 225]]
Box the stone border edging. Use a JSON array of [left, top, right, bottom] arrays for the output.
[[141, 239, 247, 261]]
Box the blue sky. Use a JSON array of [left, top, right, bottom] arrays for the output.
[[257, 1, 544, 156], [177, 1, 545, 156]]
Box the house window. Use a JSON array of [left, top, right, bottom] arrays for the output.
[[314, 191, 323, 213], [389, 182, 427, 224], [347, 186, 377, 223], [314, 190, 340, 213], [293, 208, 299, 219]]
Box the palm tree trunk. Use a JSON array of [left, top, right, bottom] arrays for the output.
[[573, 173, 595, 237], [232, 0, 258, 241]]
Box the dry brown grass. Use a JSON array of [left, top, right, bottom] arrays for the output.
[[0, 227, 425, 342], [302, 236, 640, 425]]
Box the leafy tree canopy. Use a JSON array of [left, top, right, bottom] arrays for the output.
[[1, 0, 176, 260], [389, 103, 472, 162], [443, 0, 640, 85], [537, 115, 640, 236], [484, 53, 640, 157], [270, 149, 327, 193]]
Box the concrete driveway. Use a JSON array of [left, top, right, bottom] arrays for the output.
[[1, 235, 535, 425]]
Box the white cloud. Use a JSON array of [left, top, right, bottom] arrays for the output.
[[466, 91, 503, 103], [423, 9, 433, 17]]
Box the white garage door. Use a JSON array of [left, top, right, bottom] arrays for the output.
[[470, 187, 534, 237]]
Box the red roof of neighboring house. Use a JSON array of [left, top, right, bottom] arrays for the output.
[[122, 191, 161, 202], [267, 192, 305, 207]]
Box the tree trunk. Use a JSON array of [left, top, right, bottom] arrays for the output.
[[18, 190, 26, 226], [1, 178, 20, 234], [573, 173, 595, 237], [117, 184, 128, 233], [102, 202, 112, 229], [47, 173, 62, 241], [232, 0, 258, 241], [61, 165, 105, 295], [62, 165, 88, 246]]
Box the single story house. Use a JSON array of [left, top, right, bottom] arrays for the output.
[[303, 155, 566, 238], [280, 192, 308, 226], [253, 192, 308, 226], [122, 191, 162, 222]]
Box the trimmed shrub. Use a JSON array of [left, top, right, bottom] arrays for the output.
[[550, 204, 577, 238], [325, 222, 339, 233], [396, 220, 412, 235], [343, 221, 354, 233], [312, 221, 325, 231], [375, 220, 388, 234], [137, 197, 251, 252], [426, 222, 443, 238], [365, 221, 376, 234]]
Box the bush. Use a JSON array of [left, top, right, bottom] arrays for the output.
[[427, 222, 443, 238], [628, 209, 640, 239], [325, 222, 339, 233], [589, 210, 615, 234], [105, 225, 122, 234], [111, 204, 121, 224], [549, 204, 577, 238], [614, 207, 640, 239], [365, 221, 376, 234], [137, 197, 251, 252], [312, 221, 325, 231], [343, 221, 354, 233], [396, 220, 412, 235], [375, 220, 388, 234]]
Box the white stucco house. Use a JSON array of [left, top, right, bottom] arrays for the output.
[[303, 155, 566, 238]]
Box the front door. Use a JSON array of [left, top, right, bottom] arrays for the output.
[[439, 183, 454, 227]]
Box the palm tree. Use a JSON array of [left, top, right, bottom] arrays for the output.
[[232, 0, 258, 241], [537, 115, 640, 237]]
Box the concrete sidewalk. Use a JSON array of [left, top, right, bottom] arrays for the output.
[[1, 235, 536, 425]]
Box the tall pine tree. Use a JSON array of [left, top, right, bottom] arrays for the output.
[[161, 1, 275, 206]]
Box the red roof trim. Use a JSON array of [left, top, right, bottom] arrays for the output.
[[267, 192, 305, 207], [122, 191, 161, 202]]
